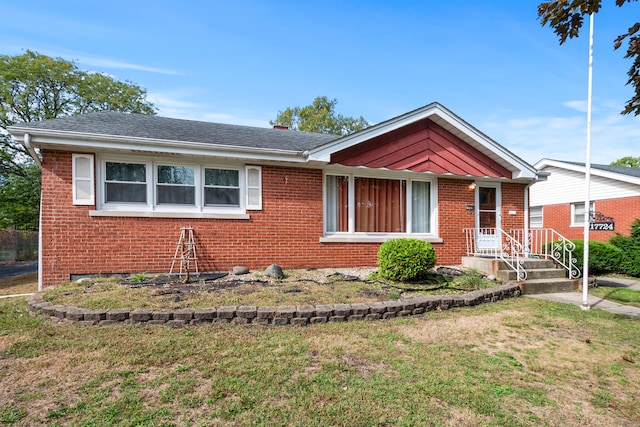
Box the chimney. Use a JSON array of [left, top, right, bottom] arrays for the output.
[[273, 124, 289, 130]]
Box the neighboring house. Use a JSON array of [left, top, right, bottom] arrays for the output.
[[530, 159, 640, 241], [9, 102, 543, 290]]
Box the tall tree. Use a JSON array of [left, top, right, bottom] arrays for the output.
[[270, 96, 369, 135], [0, 50, 156, 230], [538, 0, 640, 115], [0, 164, 40, 230], [610, 155, 640, 167]]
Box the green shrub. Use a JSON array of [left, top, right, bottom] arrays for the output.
[[568, 240, 623, 275], [609, 234, 640, 277], [630, 218, 640, 241], [377, 238, 436, 282]]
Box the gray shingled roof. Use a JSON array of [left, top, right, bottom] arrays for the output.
[[559, 160, 640, 179], [11, 111, 339, 152]]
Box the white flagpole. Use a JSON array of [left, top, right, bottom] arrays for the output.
[[581, 13, 595, 310]]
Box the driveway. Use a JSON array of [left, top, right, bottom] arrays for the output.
[[0, 260, 38, 278]]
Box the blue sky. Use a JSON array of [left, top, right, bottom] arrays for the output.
[[2, 0, 639, 165]]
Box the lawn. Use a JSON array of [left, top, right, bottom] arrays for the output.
[[1, 292, 639, 426], [590, 284, 640, 308]]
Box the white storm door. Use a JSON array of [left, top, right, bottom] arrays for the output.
[[475, 185, 501, 252]]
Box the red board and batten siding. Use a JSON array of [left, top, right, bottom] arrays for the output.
[[330, 119, 512, 178], [39, 150, 526, 287]]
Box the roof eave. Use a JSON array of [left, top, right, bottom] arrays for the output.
[[535, 159, 640, 185], [9, 128, 310, 163]]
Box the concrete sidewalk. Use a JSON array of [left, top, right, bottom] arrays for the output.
[[528, 276, 640, 319]]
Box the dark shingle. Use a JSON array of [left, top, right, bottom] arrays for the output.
[[558, 160, 640, 179], [13, 111, 339, 152]]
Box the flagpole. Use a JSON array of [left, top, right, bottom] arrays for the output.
[[581, 13, 595, 310]]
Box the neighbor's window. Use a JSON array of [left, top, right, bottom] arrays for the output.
[[530, 206, 543, 228], [156, 165, 195, 205], [326, 174, 433, 235], [204, 168, 240, 206], [105, 162, 147, 203], [571, 202, 594, 226]]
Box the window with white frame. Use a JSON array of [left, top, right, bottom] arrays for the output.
[[105, 161, 147, 203], [571, 201, 594, 226], [530, 206, 543, 228], [96, 155, 261, 213], [325, 173, 434, 235]]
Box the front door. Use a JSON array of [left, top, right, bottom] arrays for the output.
[[475, 184, 501, 253]]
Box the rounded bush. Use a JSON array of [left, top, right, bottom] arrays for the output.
[[609, 234, 640, 277], [377, 238, 436, 282], [569, 240, 624, 275]]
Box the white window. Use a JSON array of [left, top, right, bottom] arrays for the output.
[[571, 202, 594, 227], [204, 168, 240, 207], [72, 154, 95, 205], [105, 161, 147, 203], [325, 173, 435, 236], [530, 206, 543, 228], [156, 165, 196, 205], [95, 155, 261, 215]]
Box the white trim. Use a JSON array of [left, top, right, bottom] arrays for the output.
[[535, 158, 640, 186], [72, 153, 95, 205], [320, 235, 443, 243], [95, 153, 259, 215], [9, 128, 309, 163], [323, 170, 439, 239], [89, 210, 250, 219]]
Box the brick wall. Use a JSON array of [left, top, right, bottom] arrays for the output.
[[39, 150, 528, 287], [540, 196, 640, 241]]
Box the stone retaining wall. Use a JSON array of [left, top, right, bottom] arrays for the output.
[[26, 284, 520, 327]]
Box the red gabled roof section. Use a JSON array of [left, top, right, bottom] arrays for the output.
[[329, 118, 512, 178]]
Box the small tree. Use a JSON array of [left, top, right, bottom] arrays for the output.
[[270, 96, 369, 136]]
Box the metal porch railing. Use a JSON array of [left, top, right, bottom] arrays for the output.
[[509, 228, 581, 279], [463, 227, 527, 280]]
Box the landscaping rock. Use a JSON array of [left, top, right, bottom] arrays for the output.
[[232, 266, 250, 275], [265, 263, 284, 279]]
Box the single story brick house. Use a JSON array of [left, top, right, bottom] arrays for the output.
[[9, 102, 543, 290], [530, 159, 640, 240]]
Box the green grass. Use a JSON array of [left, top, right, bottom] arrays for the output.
[[590, 286, 640, 308], [0, 296, 639, 425]]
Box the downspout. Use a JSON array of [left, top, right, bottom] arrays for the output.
[[523, 178, 537, 258], [22, 133, 42, 168], [22, 134, 43, 291]]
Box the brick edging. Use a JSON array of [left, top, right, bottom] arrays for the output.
[[26, 284, 521, 327]]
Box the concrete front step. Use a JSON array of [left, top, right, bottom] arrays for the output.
[[497, 267, 568, 282], [518, 278, 580, 295], [462, 256, 557, 276]]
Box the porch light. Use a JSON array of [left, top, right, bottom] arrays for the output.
[[468, 182, 477, 190]]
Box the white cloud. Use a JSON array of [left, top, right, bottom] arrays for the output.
[[562, 100, 588, 112], [483, 100, 640, 166], [77, 55, 182, 76], [150, 90, 271, 128]]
